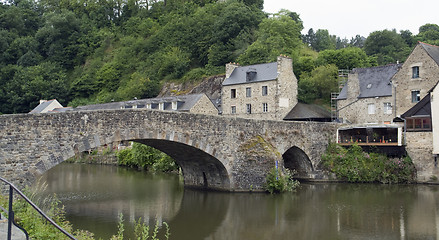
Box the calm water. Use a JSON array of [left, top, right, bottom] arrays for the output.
[[34, 163, 439, 240]]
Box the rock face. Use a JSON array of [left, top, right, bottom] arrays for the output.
[[158, 75, 225, 109]]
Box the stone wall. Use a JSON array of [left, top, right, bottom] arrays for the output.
[[189, 94, 219, 115], [405, 131, 435, 181], [338, 96, 394, 124], [0, 109, 337, 192]]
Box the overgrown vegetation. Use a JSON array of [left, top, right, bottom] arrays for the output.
[[117, 142, 178, 172], [0, 183, 170, 240], [321, 143, 416, 183], [1, 0, 438, 113], [264, 167, 300, 194]]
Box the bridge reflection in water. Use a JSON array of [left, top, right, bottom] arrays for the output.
[[35, 163, 439, 240]]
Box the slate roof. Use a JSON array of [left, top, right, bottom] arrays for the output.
[[337, 64, 401, 100], [74, 93, 214, 112], [283, 103, 331, 122], [29, 99, 61, 114], [401, 93, 431, 118], [222, 62, 278, 86], [420, 42, 439, 66]]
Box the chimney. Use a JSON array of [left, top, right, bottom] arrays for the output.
[[39, 100, 47, 104], [225, 62, 239, 78]]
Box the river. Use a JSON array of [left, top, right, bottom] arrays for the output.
[[33, 163, 439, 240]]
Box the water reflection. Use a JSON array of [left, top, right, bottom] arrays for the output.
[[35, 163, 439, 240]]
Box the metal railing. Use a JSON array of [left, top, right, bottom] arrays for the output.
[[0, 176, 77, 240]]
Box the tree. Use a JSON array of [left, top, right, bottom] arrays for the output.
[[364, 29, 410, 65], [317, 47, 375, 70], [298, 64, 339, 104], [417, 24, 439, 45], [237, 13, 302, 65]]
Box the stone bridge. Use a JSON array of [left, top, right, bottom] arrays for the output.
[[0, 109, 337, 191]]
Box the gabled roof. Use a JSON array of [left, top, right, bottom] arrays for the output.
[[401, 93, 431, 118], [337, 64, 401, 100], [419, 42, 439, 66], [222, 62, 278, 86], [29, 99, 62, 114], [74, 93, 215, 112], [283, 103, 331, 121]]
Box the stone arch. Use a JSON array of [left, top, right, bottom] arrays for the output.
[[282, 146, 313, 178], [135, 139, 230, 191]]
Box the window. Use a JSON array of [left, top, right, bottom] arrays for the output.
[[262, 86, 268, 96], [246, 104, 251, 114], [383, 102, 392, 115], [411, 90, 420, 103], [231, 89, 236, 99], [368, 103, 375, 114], [412, 66, 420, 79], [406, 117, 431, 131], [246, 87, 251, 97], [263, 103, 268, 112], [231, 106, 236, 114]]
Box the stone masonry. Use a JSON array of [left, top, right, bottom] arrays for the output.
[[0, 109, 336, 192]]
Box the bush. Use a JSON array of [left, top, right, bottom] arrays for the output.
[[321, 143, 416, 183], [264, 167, 300, 194], [117, 142, 178, 173]]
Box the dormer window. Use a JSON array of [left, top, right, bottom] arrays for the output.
[[412, 66, 420, 79], [246, 68, 257, 82]]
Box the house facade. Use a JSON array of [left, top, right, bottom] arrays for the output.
[[392, 42, 439, 117], [336, 64, 401, 124], [221, 56, 298, 120]]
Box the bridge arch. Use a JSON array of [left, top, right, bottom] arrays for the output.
[[134, 139, 230, 190], [282, 146, 314, 178]]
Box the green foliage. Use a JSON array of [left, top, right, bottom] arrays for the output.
[[321, 143, 416, 183], [0, 187, 95, 240], [298, 64, 339, 104], [0, 0, 436, 114], [316, 47, 375, 70], [364, 29, 411, 65], [237, 14, 302, 65], [117, 142, 178, 172], [111, 214, 169, 240], [264, 167, 300, 194]]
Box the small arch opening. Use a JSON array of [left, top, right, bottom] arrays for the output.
[[282, 146, 313, 178]]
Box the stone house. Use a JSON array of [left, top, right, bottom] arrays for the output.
[[75, 93, 219, 116], [392, 42, 439, 117], [336, 64, 401, 124], [221, 56, 298, 120], [29, 99, 63, 114]]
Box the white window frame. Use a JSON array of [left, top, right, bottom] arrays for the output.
[[172, 101, 177, 110], [262, 86, 268, 96], [231, 106, 236, 114], [411, 90, 420, 103], [159, 102, 164, 110], [263, 103, 268, 112], [383, 102, 392, 115], [412, 66, 420, 79], [368, 103, 375, 115], [246, 87, 251, 97]]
